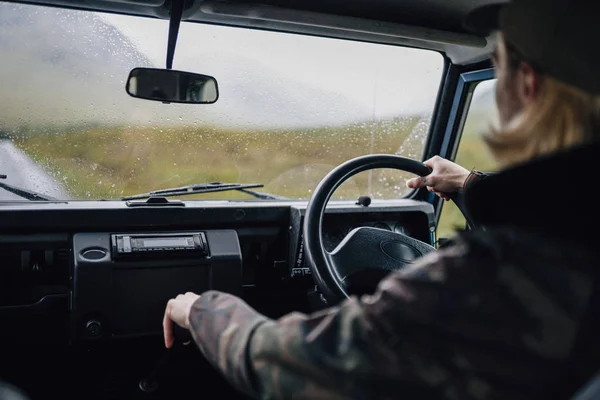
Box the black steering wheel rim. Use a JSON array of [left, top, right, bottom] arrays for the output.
[[303, 154, 434, 304]]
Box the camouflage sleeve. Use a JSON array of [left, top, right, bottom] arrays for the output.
[[188, 289, 380, 399], [188, 233, 594, 400], [188, 291, 270, 398], [188, 247, 468, 400]]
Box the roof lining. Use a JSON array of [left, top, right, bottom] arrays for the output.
[[6, 0, 495, 65], [198, 2, 486, 47]]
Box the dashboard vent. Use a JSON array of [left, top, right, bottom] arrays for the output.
[[55, 248, 71, 270], [16, 246, 71, 284]]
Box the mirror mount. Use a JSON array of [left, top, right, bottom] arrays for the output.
[[166, 0, 186, 70], [125, 0, 219, 105]]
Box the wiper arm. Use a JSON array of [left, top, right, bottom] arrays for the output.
[[121, 182, 288, 201], [0, 174, 56, 201]]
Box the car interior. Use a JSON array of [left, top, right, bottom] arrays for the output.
[[0, 0, 598, 399]]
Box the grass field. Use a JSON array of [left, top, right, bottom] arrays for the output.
[[11, 112, 496, 241], [12, 117, 424, 200]]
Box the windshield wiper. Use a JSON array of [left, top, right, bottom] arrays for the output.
[[121, 182, 288, 201], [0, 174, 57, 201]]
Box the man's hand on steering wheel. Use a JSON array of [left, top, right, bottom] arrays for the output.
[[405, 156, 470, 200]]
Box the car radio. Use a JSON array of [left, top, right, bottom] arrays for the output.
[[71, 230, 242, 341], [111, 232, 208, 258]]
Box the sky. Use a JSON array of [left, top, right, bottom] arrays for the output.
[[0, 2, 447, 131], [101, 12, 445, 125]]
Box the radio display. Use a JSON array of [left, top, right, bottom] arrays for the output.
[[139, 237, 192, 248], [112, 233, 207, 256]]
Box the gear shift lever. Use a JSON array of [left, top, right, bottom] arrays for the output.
[[138, 325, 192, 394]]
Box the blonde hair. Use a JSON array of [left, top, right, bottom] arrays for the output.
[[484, 75, 600, 168]]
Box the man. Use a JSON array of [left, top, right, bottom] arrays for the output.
[[164, 1, 600, 399]]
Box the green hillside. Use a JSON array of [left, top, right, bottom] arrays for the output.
[[12, 117, 423, 201]]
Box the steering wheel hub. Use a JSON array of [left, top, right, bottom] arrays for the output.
[[381, 240, 424, 263]]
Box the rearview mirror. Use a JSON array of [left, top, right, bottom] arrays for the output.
[[125, 67, 218, 104]]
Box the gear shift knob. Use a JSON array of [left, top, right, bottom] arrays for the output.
[[138, 325, 193, 393]]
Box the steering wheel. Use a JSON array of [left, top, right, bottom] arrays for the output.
[[303, 154, 438, 304]]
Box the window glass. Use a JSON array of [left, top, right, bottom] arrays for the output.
[[437, 79, 499, 239], [0, 2, 443, 201]]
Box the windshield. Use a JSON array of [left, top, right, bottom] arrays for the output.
[[0, 2, 443, 201]]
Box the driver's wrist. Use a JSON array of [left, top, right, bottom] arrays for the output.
[[455, 172, 470, 192], [462, 169, 486, 192]]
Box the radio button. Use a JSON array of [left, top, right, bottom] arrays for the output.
[[123, 236, 132, 253], [117, 237, 124, 253]]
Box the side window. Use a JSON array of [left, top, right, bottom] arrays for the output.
[[437, 79, 499, 240]]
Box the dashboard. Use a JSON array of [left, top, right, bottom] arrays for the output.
[[0, 198, 434, 345]]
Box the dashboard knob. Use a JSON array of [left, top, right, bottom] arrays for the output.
[[85, 319, 102, 337], [356, 196, 371, 207]]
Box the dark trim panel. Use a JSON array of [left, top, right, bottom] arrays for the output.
[[7, 0, 492, 64], [440, 68, 496, 159], [0, 199, 434, 232]]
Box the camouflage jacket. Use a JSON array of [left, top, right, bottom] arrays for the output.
[[189, 142, 600, 400]]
